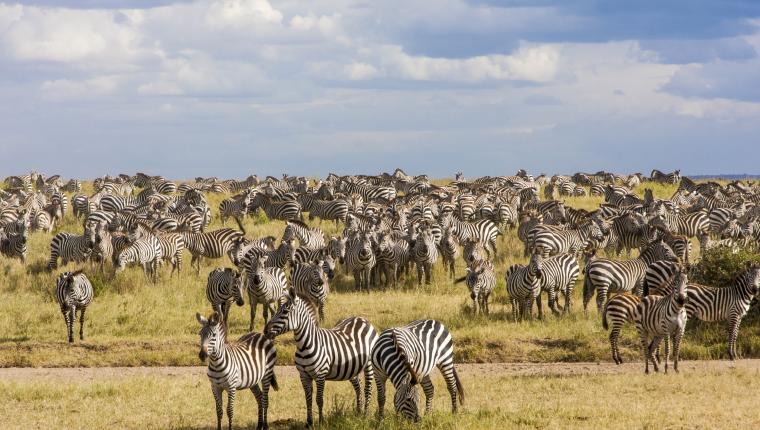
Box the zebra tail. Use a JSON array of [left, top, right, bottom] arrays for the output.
[[453, 275, 467, 284], [270, 370, 279, 391], [582, 266, 591, 305], [453, 367, 464, 406], [234, 216, 247, 236], [601, 303, 609, 331]]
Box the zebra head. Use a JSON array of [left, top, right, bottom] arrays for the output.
[[115, 249, 133, 273], [230, 270, 245, 307], [529, 253, 543, 281], [328, 236, 346, 264], [251, 255, 269, 285], [742, 263, 760, 296], [196, 311, 226, 362], [320, 255, 336, 280], [672, 269, 689, 306], [265, 289, 317, 339], [390, 330, 422, 422]]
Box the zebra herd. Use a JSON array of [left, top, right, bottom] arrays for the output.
[[3, 168, 760, 427]]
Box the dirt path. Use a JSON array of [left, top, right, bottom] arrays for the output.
[[2, 359, 759, 383]]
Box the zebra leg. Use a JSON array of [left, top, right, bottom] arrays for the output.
[[365, 266, 373, 292], [251, 385, 263, 429], [439, 361, 460, 414], [226, 387, 236, 430], [350, 377, 362, 412], [79, 307, 86, 341], [673, 329, 684, 373], [353, 269, 361, 291], [484, 293, 490, 315], [420, 375, 434, 415], [363, 362, 374, 415], [663, 335, 671, 374], [249, 296, 258, 332], [263, 303, 270, 327], [610, 326, 621, 364], [318, 303, 325, 323], [638, 330, 650, 374], [316, 376, 326, 424], [212, 386, 223, 430], [417, 264, 423, 287], [62, 306, 74, 343], [511, 299, 518, 322], [648, 337, 661, 373], [535, 294, 543, 320], [728, 316, 741, 360], [375, 371, 387, 419], [596, 287, 607, 315], [299, 372, 314, 428], [220, 302, 230, 323]]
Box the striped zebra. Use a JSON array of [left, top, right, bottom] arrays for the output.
[[246, 254, 289, 331], [291, 246, 337, 280], [129, 222, 184, 276], [241, 239, 295, 271], [372, 320, 464, 421], [685, 264, 760, 360], [0, 228, 27, 263], [650, 169, 681, 185], [532, 219, 606, 257], [462, 238, 487, 264], [345, 232, 376, 292], [440, 213, 500, 257], [291, 260, 330, 322], [181, 228, 246, 274], [219, 189, 254, 224], [327, 236, 347, 265], [633, 270, 689, 374], [115, 236, 162, 281], [71, 194, 89, 218], [505, 255, 543, 321], [31, 202, 62, 233], [535, 253, 580, 314], [196, 312, 278, 430], [283, 220, 326, 250], [649, 208, 710, 249], [299, 195, 349, 225], [87, 223, 113, 273], [264, 289, 378, 427], [55, 270, 93, 343], [439, 228, 459, 278], [413, 227, 439, 286], [48, 232, 93, 270], [583, 240, 677, 313], [455, 260, 495, 315], [601, 293, 641, 364], [642, 259, 682, 297], [206, 268, 245, 323], [250, 192, 302, 221], [375, 232, 411, 289]]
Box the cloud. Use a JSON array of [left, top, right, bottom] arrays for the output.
[[662, 60, 760, 102]]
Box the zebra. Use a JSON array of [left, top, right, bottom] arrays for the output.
[[650, 169, 681, 185], [583, 240, 678, 313], [412, 226, 439, 286], [219, 189, 254, 224], [372, 319, 464, 421], [115, 237, 163, 281], [264, 289, 378, 428], [240, 238, 295, 271], [375, 231, 411, 289], [283, 220, 326, 250], [299, 195, 349, 225], [291, 246, 337, 280], [129, 222, 185, 277], [206, 268, 245, 323], [505, 255, 543, 321], [601, 293, 641, 364], [532, 219, 607, 258], [440, 213, 500, 257], [462, 238, 488, 264], [291, 260, 330, 322], [196, 312, 278, 430], [31, 201, 62, 233], [55, 270, 93, 343], [439, 228, 459, 278], [535, 253, 580, 314], [48, 232, 93, 270], [648, 208, 710, 250], [455, 260, 495, 315], [633, 270, 689, 374], [249, 192, 302, 221], [345, 231, 376, 292], [88, 223, 113, 273], [327, 236, 347, 265], [642, 259, 682, 297], [246, 254, 289, 331], [685, 264, 760, 360], [0, 228, 27, 262], [181, 228, 246, 274]]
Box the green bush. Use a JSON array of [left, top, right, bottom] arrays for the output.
[[690, 246, 760, 287]]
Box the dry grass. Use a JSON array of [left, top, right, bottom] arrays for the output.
[[1, 180, 759, 368]]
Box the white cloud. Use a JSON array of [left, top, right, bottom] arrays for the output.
[[206, 0, 283, 27], [40, 76, 121, 101]]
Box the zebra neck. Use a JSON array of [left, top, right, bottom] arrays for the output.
[[292, 311, 318, 349]]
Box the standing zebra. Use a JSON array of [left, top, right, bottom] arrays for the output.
[[115, 237, 163, 281], [265, 289, 378, 428], [649, 209, 710, 250], [602, 293, 641, 364], [206, 268, 245, 323], [535, 253, 580, 314], [283, 220, 326, 250], [413, 227, 439, 286], [455, 260, 495, 315], [197, 312, 278, 430], [246, 255, 289, 331], [440, 213, 500, 257], [181, 228, 246, 274], [583, 240, 678, 313], [685, 264, 760, 360], [633, 270, 689, 374], [375, 232, 411, 289], [218, 189, 254, 224], [0, 228, 27, 263], [372, 319, 464, 421], [299, 195, 349, 225], [532, 220, 607, 257], [48, 232, 93, 270], [291, 260, 330, 322], [345, 232, 376, 292], [55, 270, 93, 343], [439, 229, 459, 278], [505, 255, 543, 321]]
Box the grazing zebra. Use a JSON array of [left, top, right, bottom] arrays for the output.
[[535, 253, 580, 314], [372, 320, 464, 421], [246, 255, 289, 331], [455, 260, 495, 315], [48, 232, 93, 270], [685, 264, 760, 360], [299, 195, 349, 225], [206, 268, 245, 323], [412, 227, 439, 286], [55, 270, 93, 343], [291, 260, 330, 322], [649, 209, 710, 249], [219, 189, 254, 224], [345, 232, 376, 292], [532, 220, 607, 257], [283, 220, 326, 250], [583, 240, 678, 313], [115, 236, 163, 281], [505, 255, 543, 321], [181, 228, 246, 274], [0, 229, 27, 262], [650, 169, 681, 185], [602, 293, 641, 364], [439, 229, 459, 278], [196, 312, 278, 430], [633, 270, 689, 374], [440, 213, 500, 257], [264, 289, 378, 428], [250, 192, 302, 221]]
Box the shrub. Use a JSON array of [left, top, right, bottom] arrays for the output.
[[690, 246, 760, 287]]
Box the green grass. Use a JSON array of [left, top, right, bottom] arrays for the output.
[[1, 180, 759, 367]]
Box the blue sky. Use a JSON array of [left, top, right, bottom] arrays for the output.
[[1, 0, 759, 178]]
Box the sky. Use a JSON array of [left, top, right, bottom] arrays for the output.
[[1, 0, 759, 179]]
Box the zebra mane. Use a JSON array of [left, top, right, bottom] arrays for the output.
[[294, 292, 320, 326], [390, 329, 419, 385], [287, 219, 312, 230]]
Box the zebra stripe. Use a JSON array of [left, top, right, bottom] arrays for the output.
[[283, 220, 326, 250], [206, 268, 245, 323], [245, 254, 289, 331], [345, 232, 377, 292], [413, 227, 439, 286], [601, 293, 640, 365], [535, 253, 580, 314], [181, 228, 246, 274], [455, 260, 495, 315], [505, 255, 542, 321], [48, 232, 93, 270], [55, 270, 93, 343], [291, 261, 330, 322]]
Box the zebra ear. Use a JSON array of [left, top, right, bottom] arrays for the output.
[[196, 312, 207, 325]]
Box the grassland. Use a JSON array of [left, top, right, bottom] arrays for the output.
[[1, 181, 759, 369], [3, 361, 760, 429]]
